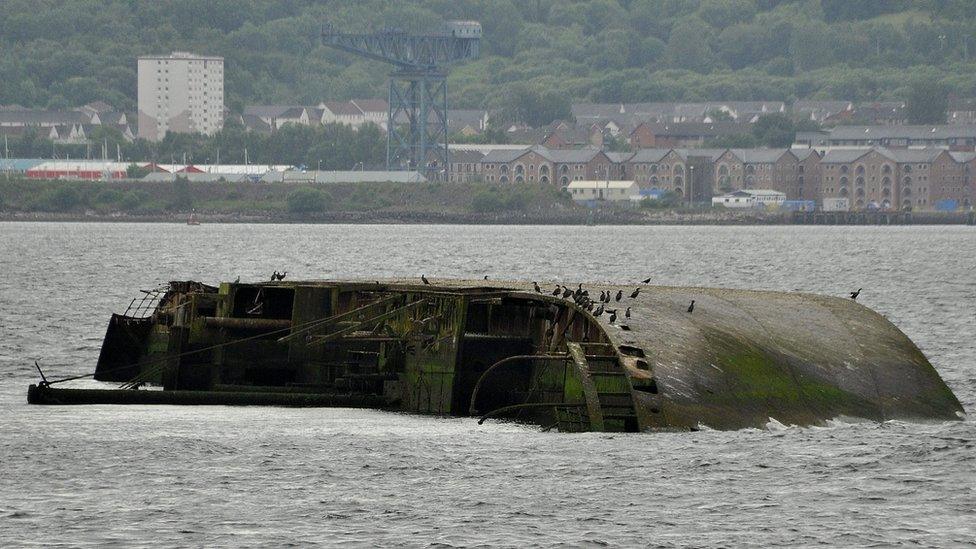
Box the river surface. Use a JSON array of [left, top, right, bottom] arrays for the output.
[[0, 222, 974, 547]]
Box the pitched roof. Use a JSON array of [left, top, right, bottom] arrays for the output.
[[350, 99, 388, 113], [792, 148, 820, 161], [627, 148, 671, 163], [729, 148, 791, 163], [244, 105, 300, 118], [448, 150, 486, 163], [674, 148, 729, 161], [322, 101, 363, 116], [820, 149, 875, 164], [876, 148, 944, 163]]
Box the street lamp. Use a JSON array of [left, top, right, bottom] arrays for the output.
[[689, 165, 695, 206]]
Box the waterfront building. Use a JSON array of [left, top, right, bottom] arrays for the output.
[[137, 52, 224, 141], [567, 180, 640, 203]]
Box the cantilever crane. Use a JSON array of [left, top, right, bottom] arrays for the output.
[[322, 21, 481, 179]]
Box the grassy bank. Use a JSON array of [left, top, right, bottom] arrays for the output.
[[0, 177, 620, 223]]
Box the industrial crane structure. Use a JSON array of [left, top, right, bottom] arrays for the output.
[[322, 21, 481, 179]]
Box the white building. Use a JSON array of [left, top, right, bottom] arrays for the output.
[[138, 52, 224, 141], [567, 180, 640, 203], [712, 189, 786, 209]]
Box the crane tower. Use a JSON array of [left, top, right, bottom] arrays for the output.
[[322, 21, 481, 179]]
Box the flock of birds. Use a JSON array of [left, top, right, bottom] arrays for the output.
[[417, 275, 862, 326]]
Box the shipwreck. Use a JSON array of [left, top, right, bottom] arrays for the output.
[[27, 278, 964, 432]]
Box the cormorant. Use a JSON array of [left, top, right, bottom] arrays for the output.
[[615, 290, 623, 302], [533, 281, 542, 293], [642, 277, 651, 284], [233, 276, 240, 283], [270, 271, 279, 281], [687, 300, 695, 313], [850, 288, 861, 300], [562, 286, 573, 298], [594, 304, 604, 317], [276, 271, 287, 281], [599, 290, 606, 302], [630, 287, 640, 299], [625, 307, 631, 318], [422, 275, 430, 285], [552, 286, 562, 296], [608, 309, 617, 323], [484, 275, 489, 280]]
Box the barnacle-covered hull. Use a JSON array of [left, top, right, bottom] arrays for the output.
[[27, 278, 964, 431]]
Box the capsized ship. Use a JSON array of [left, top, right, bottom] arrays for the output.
[[28, 278, 964, 432]]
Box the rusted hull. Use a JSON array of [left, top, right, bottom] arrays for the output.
[[27, 278, 964, 432]]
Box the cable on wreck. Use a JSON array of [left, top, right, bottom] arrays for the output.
[[34, 304, 401, 389]]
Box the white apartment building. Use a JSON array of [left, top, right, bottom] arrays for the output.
[[137, 52, 224, 141]]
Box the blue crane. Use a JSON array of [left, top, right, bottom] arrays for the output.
[[322, 21, 481, 179]]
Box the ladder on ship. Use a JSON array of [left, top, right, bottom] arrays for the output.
[[562, 341, 640, 433]]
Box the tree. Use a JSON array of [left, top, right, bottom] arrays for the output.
[[664, 18, 717, 73], [286, 187, 329, 214], [751, 113, 796, 148], [906, 80, 948, 124]]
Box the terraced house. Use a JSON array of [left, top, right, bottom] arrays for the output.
[[480, 146, 613, 185]]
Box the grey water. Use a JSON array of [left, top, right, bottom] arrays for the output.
[[0, 222, 974, 547]]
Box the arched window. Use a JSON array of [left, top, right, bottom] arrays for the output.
[[540, 176, 550, 184], [650, 176, 658, 185], [650, 164, 657, 174], [515, 164, 524, 175], [499, 175, 509, 183], [540, 165, 550, 176], [856, 165, 865, 175], [855, 187, 865, 197], [840, 165, 849, 174], [559, 165, 568, 175], [673, 176, 683, 188], [839, 188, 849, 197], [855, 176, 865, 187], [903, 176, 911, 185], [882, 187, 891, 197], [840, 176, 848, 187], [902, 187, 912, 197], [883, 165, 892, 175], [719, 165, 729, 176], [515, 175, 524, 183], [904, 165, 912, 173], [559, 176, 568, 186], [745, 165, 755, 175], [745, 175, 755, 188], [882, 176, 891, 187], [500, 165, 509, 174]]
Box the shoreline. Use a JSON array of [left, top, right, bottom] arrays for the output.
[[2, 211, 973, 226]]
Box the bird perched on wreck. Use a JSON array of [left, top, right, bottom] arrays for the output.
[[599, 290, 606, 302], [270, 271, 279, 281], [421, 275, 430, 285], [593, 304, 604, 317], [850, 288, 861, 300], [562, 286, 573, 299], [533, 281, 542, 293], [275, 271, 287, 281], [630, 287, 641, 299], [608, 309, 618, 324], [625, 307, 631, 318], [615, 290, 623, 302], [552, 286, 561, 296], [573, 283, 583, 299], [642, 277, 651, 284], [687, 300, 695, 313]]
